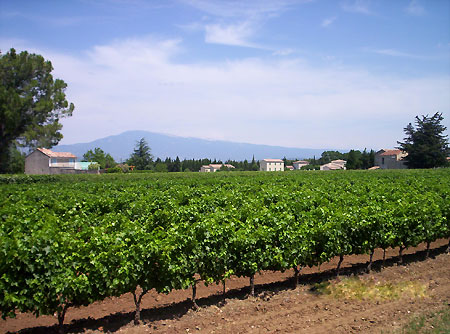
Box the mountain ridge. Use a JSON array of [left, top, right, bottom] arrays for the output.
[[54, 130, 333, 162]]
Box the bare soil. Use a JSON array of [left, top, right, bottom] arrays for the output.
[[1, 240, 449, 334]]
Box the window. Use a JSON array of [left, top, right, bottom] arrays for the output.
[[69, 158, 75, 163], [382, 157, 385, 164], [51, 158, 57, 164]]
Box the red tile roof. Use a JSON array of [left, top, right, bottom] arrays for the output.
[[37, 148, 77, 158], [262, 159, 284, 162], [379, 149, 403, 156]]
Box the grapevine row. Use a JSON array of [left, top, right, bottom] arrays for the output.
[[0, 170, 449, 332]]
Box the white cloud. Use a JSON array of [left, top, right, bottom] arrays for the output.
[[204, 21, 260, 48], [405, 0, 425, 16], [3, 37, 449, 150], [182, 0, 312, 49], [321, 16, 337, 27]]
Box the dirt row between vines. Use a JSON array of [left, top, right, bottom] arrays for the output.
[[2, 240, 449, 334]]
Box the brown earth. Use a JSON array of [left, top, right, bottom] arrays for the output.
[[1, 240, 449, 334]]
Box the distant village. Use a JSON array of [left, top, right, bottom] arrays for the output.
[[24, 147, 408, 175]]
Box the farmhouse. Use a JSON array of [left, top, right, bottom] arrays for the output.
[[25, 148, 99, 175], [199, 163, 235, 172], [260, 159, 284, 171], [320, 160, 347, 171], [374, 149, 407, 169], [293, 160, 309, 170]]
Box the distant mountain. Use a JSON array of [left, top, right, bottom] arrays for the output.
[[54, 130, 329, 162]]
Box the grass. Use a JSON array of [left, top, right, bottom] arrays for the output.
[[314, 276, 428, 301], [392, 307, 450, 334]]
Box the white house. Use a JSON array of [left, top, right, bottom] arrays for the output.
[[374, 149, 407, 169], [260, 159, 284, 171], [293, 160, 309, 170], [200, 163, 235, 172], [331, 160, 346, 168], [320, 160, 347, 171], [200, 165, 212, 172]]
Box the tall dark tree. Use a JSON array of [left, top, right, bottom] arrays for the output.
[[172, 156, 181, 172], [2, 144, 25, 173], [397, 112, 449, 169], [127, 138, 153, 170], [345, 150, 362, 170], [250, 155, 258, 171], [0, 48, 74, 172], [361, 149, 375, 169]]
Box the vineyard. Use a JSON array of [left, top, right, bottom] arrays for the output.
[[0, 169, 449, 333]]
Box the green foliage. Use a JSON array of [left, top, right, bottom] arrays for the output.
[[343, 149, 375, 170], [318, 151, 345, 165], [117, 164, 130, 173], [0, 48, 74, 173], [0, 169, 449, 326], [127, 138, 153, 170], [106, 166, 123, 173], [83, 148, 116, 169], [346, 150, 362, 169], [168, 156, 181, 172], [397, 112, 449, 169], [88, 162, 100, 171], [1, 144, 25, 174], [154, 162, 168, 172], [301, 164, 319, 170]]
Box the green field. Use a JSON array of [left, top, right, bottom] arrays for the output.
[[1, 169, 449, 327]]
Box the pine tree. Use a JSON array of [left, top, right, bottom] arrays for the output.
[[397, 112, 449, 169], [127, 138, 153, 170]]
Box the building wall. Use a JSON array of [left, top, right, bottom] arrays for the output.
[[25, 151, 50, 175], [49, 167, 99, 175], [49, 157, 75, 168], [375, 155, 407, 169], [260, 160, 284, 171], [293, 162, 308, 170]]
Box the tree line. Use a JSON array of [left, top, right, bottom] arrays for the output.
[[282, 148, 376, 170], [81, 138, 262, 172], [82, 138, 374, 173]]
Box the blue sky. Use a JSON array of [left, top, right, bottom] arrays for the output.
[[1, 0, 449, 150]]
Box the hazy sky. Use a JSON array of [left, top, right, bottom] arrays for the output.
[[1, 0, 449, 150]]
